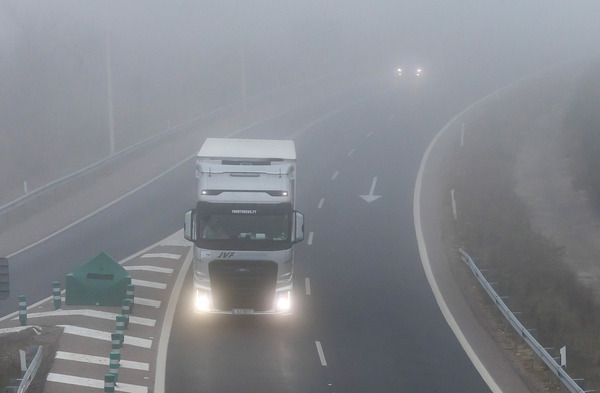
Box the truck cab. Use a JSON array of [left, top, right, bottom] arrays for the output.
[[184, 138, 304, 315]]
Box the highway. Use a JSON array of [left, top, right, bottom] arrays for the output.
[[1, 79, 491, 392]]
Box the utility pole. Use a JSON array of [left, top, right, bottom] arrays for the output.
[[240, 47, 247, 112], [106, 26, 115, 155]]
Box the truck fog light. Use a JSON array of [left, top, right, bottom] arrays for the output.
[[195, 290, 211, 312], [275, 291, 291, 312]]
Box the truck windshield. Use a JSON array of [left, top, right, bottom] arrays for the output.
[[196, 203, 292, 250]]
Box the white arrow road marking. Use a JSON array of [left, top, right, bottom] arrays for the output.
[[359, 176, 382, 203]]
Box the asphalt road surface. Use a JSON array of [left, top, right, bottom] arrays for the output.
[[2, 79, 491, 392]]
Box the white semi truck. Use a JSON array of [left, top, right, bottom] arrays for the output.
[[184, 138, 304, 315]]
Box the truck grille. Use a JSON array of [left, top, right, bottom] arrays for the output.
[[209, 260, 277, 311]]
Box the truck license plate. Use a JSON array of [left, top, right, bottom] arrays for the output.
[[232, 308, 254, 315]]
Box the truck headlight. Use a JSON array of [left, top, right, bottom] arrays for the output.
[[195, 290, 211, 312], [275, 291, 291, 312]]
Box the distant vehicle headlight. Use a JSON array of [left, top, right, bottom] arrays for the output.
[[415, 68, 423, 77], [396, 67, 403, 77]]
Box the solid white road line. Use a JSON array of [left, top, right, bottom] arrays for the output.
[[55, 351, 150, 371], [315, 341, 327, 366], [451, 189, 458, 220], [58, 325, 152, 349], [347, 148, 356, 157], [414, 95, 506, 393], [154, 247, 193, 393], [141, 253, 181, 260], [305, 278, 311, 295], [331, 170, 339, 181], [20, 309, 156, 327], [132, 279, 167, 290], [46, 373, 148, 393], [135, 297, 162, 309], [307, 232, 314, 246], [124, 265, 174, 274], [318, 198, 325, 209]]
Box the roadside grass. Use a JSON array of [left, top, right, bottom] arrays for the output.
[[448, 73, 600, 389]]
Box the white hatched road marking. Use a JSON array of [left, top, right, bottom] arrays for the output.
[[132, 279, 167, 290], [124, 265, 174, 274], [308, 232, 314, 246], [305, 278, 311, 295], [0, 325, 42, 336], [58, 325, 152, 349], [331, 170, 339, 181], [315, 341, 327, 366], [21, 309, 156, 327], [135, 297, 162, 308], [47, 373, 148, 393], [318, 198, 325, 209], [141, 253, 181, 260], [55, 351, 150, 371]]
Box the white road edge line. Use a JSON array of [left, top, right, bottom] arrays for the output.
[[307, 232, 314, 246], [315, 341, 327, 366], [317, 198, 325, 209], [154, 244, 193, 393], [305, 277, 311, 296], [414, 95, 509, 393], [451, 189, 458, 221], [331, 170, 339, 181]]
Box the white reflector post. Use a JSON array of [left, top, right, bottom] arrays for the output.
[[560, 346, 567, 368]]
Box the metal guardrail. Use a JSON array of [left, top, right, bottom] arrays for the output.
[[458, 248, 589, 393], [16, 345, 43, 393]]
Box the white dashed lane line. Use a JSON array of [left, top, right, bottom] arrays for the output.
[[366, 131, 374, 138], [307, 232, 314, 246], [131, 279, 167, 290], [305, 278, 311, 295], [55, 351, 150, 371], [58, 325, 153, 349], [17, 309, 156, 327], [317, 198, 325, 209], [347, 148, 356, 157], [141, 253, 181, 260], [331, 170, 339, 181], [124, 265, 174, 274], [315, 341, 328, 366], [46, 373, 148, 393]]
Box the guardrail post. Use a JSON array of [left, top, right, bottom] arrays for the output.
[[52, 281, 62, 309], [18, 295, 27, 326], [111, 333, 123, 352], [104, 373, 115, 393], [121, 299, 131, 328], [115, 315, 126, 335], [109, 350, 120, 383], [126, 284, 134, 314]]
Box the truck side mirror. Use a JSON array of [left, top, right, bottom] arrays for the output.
[[184, 209, 197, 242], [293, 211, 304, 243]]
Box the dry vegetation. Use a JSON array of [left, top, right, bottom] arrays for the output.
[[447, 72, 600, 389]]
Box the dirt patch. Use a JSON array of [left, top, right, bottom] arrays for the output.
[[0, 326, 62, 393]]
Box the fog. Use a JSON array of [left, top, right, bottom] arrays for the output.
[[1, 0, 600, 201]]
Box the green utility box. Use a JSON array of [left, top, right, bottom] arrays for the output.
[[65, 252, 131, 306]]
